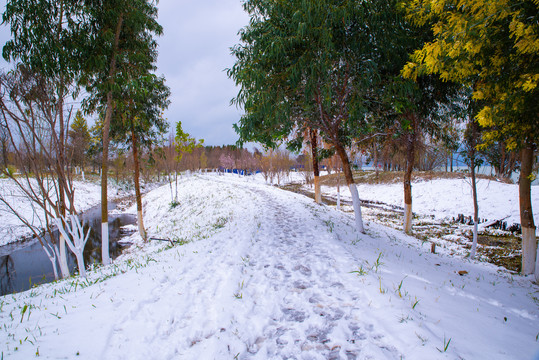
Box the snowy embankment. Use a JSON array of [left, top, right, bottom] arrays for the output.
[[0, 179, 129, 247], [314, 177, 538, 232], [1, 174, 538, 359]]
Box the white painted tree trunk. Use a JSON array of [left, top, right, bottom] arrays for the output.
[[58, 234, 70, 278], [102, 222, 111, 265], [535, 243, 539, 283], [471, 222, 478, 259], [42, 242, 60, 280], [314, 176, 321, 204], [82, 168, 85, 181], [336, 182, 341, 211], [521, 226, 536, 275], [56, 215, 91, 277], [137, 210, 146, 240], [349, 184, 365, 233], [404, 203, 412, 234]]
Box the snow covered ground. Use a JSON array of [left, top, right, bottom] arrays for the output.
[[0, 179, 132, 247], [308, 176, 538, 234], [1, 173, 538, 359]]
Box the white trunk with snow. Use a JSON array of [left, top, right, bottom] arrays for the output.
[[314, 176, 321, 204], [471, 222, 478, 259], [535, 243, 539, 283], [336, 183, 341, 211], [42, 242, 60, 280], [404, 203, 412, 234], [349, 184, 365, 233], [56, 216, 91, 277], [82, 169, 85, 181], [102, 222, 111, 265], [137, 210, 146, 240], [58, 234, 70, 278], [521, 226, 536, 275]]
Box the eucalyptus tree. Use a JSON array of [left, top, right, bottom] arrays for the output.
[[111, 73, 170, 241], [81, 0, 162, 264], [229, 0, 376, 233], [365, 0, 460, 234], [2, 0, 86, 277]]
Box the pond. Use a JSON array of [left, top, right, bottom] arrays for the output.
[[0, 204, 136, 296]]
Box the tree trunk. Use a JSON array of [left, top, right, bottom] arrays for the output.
[[101, 14, 124, 266], [519, 146, 537, 276], [101, 90, 112, 265], [310, 129, 321, 204], [470, 152, 479, 259], [132, 128, 147, 241], [373, 142, 379, 182], [403, 117, 416, 234], [335, 143, 364, 233], [336, 175, 341, 211], [57, 94, 70, 278], [499, 143, 507, 178]]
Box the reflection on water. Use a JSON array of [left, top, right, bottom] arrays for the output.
[[0, 206, 136, 296]]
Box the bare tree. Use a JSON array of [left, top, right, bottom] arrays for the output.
[[0, 68, 78, 279]]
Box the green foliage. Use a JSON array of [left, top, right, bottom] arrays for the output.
[[81, 0, 163, 114], [228, 0, 374, 150], [69, 111, 92, 167], [2, 0, 85, 96], [175, 121, 203, 163]]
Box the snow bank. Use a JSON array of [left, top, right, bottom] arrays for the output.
[[319, 178, 537, 230]]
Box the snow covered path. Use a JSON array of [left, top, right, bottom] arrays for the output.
[[1, 175, 538, 359]]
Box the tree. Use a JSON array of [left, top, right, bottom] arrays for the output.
[[309, 129, 322, 204], [200, 150, 208, 172], [219, 153, 235, 173], [173, 121, 203, 202], [3, 0, 87, 277], [0, 68, 77, 279], [81, 0, 162, 264], [69, 111, 91, 179], [402, 0, 539, 278], [112, 73, 170, 241], [55, 215, 91, 277], [229, 0, 377, 233], [364, 0, 460, 234]]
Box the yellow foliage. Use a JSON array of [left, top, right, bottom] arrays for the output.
[[431, 0, 447, 15], [519, 74, 539, 92], [476, 106, 493, 127], [401, 62, 418, 81], [472, 90, 484, 100], [403, 0, 537, 144]]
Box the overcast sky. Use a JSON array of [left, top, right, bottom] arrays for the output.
[[0, 0, 250, 146]]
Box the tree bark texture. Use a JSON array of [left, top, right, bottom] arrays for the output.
[[519, 146, 536, 275], [334, 142, 364, 233], [471, 153, 479, 259], [403, 115, 416, 234], [131, 128, 147, 241], [310, 129, 321, 204]]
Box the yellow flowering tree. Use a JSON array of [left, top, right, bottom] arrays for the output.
[[402, 0, 538, 277]]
